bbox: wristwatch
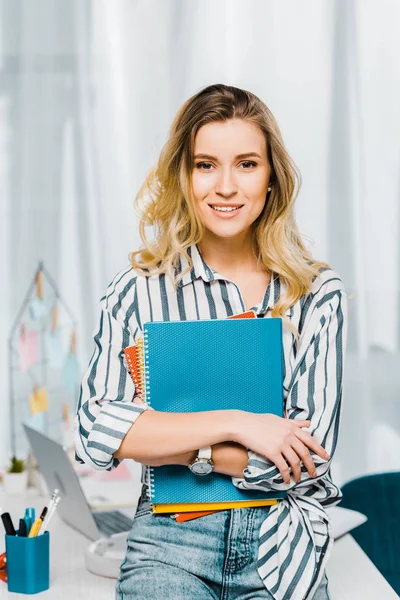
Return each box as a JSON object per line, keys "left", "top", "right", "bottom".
{"left": 188, "top": 446, "right": 214, "bottom": 476}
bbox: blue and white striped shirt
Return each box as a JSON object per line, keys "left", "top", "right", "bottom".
{"left": 74, "top": 242, "right": 348, "bottom": 600}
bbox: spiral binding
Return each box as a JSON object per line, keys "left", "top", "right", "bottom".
{"left": 142, "top": 326, "right": 155, "bottom": 501}
{"left": 123, "top": 335, "right": 153, "bottom": 500}
{"left": 137, "top": 336, "right": 145, "bottom": 396}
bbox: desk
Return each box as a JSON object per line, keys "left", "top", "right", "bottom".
{"left": 0, "top": 491, "right": 398, "bottom": 599}
{"left": 328, "top": 535, "right": 399, "bottom": 599}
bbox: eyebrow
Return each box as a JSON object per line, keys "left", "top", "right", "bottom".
{"left": 193, "top": 152, "right": 262, "bottom": 160}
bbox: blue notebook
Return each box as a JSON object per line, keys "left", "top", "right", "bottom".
{"left": 143, "top": 318, "right": 287, "bottom": 506}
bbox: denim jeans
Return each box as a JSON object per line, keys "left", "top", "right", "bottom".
{"left": 116, "top": 484, "right": 330, "bottom": 599}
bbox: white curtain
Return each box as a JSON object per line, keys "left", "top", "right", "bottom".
{"left": 1, "top": 0, "right": 399, "bottom": 482}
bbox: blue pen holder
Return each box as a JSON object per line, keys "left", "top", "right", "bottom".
{"left": 5, "top": 531, "right": 50, "bottom": 594}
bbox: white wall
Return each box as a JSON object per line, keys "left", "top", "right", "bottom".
{"left": 1, "top": 0, "right": 400, "bottom": 483}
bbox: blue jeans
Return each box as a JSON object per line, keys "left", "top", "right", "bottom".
{"left": 116, "top": 484, "right": 330, "bottom": 599}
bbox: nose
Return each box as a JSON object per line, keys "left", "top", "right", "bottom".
{"left": 215, "top": 167, "right": 238, "bottom": 196}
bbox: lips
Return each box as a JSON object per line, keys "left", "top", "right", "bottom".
{"left": 208, "top": 204, "right": 244, "bottom": 218}
{"left": 208, "top": 204, "right": 244, "bottom": 209}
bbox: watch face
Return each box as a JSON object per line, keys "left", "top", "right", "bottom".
{"left": 191, "top": 460, "right": 213, "bottom": 476}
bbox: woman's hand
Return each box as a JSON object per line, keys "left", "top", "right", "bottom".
{"left": 232, "top": 412, "right": 330, "bottom": 484}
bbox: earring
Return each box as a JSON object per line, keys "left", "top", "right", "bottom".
{"left": 268, "top": 186, "right": 272, "bottom": 192}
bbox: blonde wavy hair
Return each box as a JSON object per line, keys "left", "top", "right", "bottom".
{"left": 129, "top": 83, "right": 331, "bottom": 341}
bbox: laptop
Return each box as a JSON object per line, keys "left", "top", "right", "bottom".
{"left": 23, "top": 423, "right": 136, "bottom": 540}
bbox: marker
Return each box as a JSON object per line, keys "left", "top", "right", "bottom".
{"left": 28, "top": 517, "right": 41, "bottom": 537}
{"left": 1, "top": 512, "right": 16, "bottom": 536}
{"left": 24, "top": 507, "right": 35, "bottom": 533}
{"left": 18, "top": 518, "right": 27, "bottom": 537}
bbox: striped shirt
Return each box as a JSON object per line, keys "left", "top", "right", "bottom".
{"left": 74, "top": 242, "right": 348, "bottom": 600}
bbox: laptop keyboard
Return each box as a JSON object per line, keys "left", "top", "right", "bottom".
{"left": 93, "top": 511, "right": 133, "bottom": 536}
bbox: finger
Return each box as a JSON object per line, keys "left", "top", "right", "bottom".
{"left": 295, "top": 429, "right": 330, "bottom": 460}
{"left": 271, "top": 453, "right": 291, "bottom": 484}
{"left": 290, "top": 419, "right": 311, "bottom": 428}
{"left": 290, "top": 438, "right": 317, "bottom": 478}
{"left": 281, "top": 447, "right": 302, "bottom": 483}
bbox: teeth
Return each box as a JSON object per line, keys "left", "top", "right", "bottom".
{"left": 211, "top": 205, "right": 242, "bottom": 212}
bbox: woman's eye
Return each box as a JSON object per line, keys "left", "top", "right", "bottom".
{"left": 240, "top": 161, "right": 257, "bottom": 169}
{"left": 195, "top": 161, "right": 257, "bottom": 170}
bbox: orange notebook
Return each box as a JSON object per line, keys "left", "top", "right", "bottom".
{"left": 123, "top": 310, "right": 257, "bottom": 522}
{"left": 124, "top": 339, "right": 144, "bottom": 399}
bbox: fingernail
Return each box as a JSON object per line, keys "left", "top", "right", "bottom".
{"left": 312, "top": 471, "right": 317, "bottom": 477}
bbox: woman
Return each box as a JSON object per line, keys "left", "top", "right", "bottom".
{"left": 74, "top": 84, "right": 347, "bottom": 600}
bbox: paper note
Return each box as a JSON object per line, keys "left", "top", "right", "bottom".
{"left": 45, "top": 328, "right": 64, "bottom": 368}
{"left": 18, "top": 327, "right": 39, "bottom": 372}
{"left": 26, "top": 410, "right": 46, "bottom": 432}
{"left": 62, "top": 352, "right": 80, "bottom": 396}
{"left": 28, "top": 387, "right": 48, "bottom": 416}
{"left": 29, "top": 297, "right": 48, "bottom": 320}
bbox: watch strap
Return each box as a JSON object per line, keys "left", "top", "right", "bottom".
{"left": 197, "top": 446, "right": 212, "bottom": 461}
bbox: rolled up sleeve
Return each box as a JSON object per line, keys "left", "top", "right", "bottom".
{"left": 232, "top": 279, "right": 348, "bottom": 492}
{"left": 74, "top": 296, "right": 150, "bottom": 471}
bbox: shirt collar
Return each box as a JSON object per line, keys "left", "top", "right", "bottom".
{"left": 176, "top": 243, "right": 215, "bottom": 287}
{"left": 176, "top": 243, "right": 283, "bottom": 315}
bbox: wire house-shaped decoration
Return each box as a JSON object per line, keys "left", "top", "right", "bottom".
{"left": 8, "top": 261, "right": 80, "bottom": 458}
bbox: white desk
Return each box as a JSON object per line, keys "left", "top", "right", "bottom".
{"left": 328, "top": 535, "right": 399, "bottom": 599}
{"left": 0, "top": 491, "right": 398, "bottom": 600}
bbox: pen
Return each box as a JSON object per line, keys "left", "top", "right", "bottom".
{"left": 36, "top": 506, "right": 48, "bottom": 536}
{"left": 28, "top": 506, "right": 48, "bottom": 538}
{"left": 1, "top": 512, "right": 16, "bottom": 536}
{"left": 40, "top": 496, "right": 60, "bottom": 533}
{"left": 18, "top": 518, "right": 27, "bottom": 537}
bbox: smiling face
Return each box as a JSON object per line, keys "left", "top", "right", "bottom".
{"left": 191, "top": 119, "right": 271, "bottom": 245}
